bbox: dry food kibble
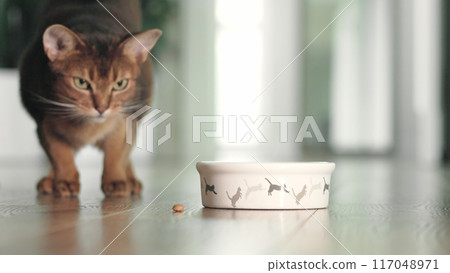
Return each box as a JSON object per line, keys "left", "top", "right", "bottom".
{"left": 172, "top": 204, "right": 184, "bottom": 212}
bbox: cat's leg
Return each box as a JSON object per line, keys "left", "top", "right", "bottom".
{"left": 126, "top": 160, "right": 142, "bottom": 195}
{"left": 99, "top": 123, "right": 137, "bottom": 197}
{"left": 38, "top": 126, "right": 80, "bottom": 197}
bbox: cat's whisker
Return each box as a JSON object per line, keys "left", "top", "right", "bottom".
{"left": 44, "top": 108, "right": 81, "bottom": 117}
{"left": 119, "top": 105, "right": 145, "bottom": 113}
{"left": 27, "top": 90, "right": 76, "bottom": 109}
{"left": 120, "top": 98, "right": 150, "bottom": 112}
{"left": 54, "top": 93, "right": 79, "bottom": 104}
{"left": 120, "top": 105, "right": 144, "bottom": 112}
{"left": 23, "top": 89, "right": 91, "bottom": 121}
{"left": 50, "top": 112, "right": 88, "bottom": 122}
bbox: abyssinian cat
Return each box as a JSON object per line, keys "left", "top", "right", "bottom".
{"left": 19, "top": 0, "right": 162, "bottom": 197}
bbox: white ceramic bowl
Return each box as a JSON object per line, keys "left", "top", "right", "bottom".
{"left": 196, "top": 161, "right": 335, "bottom": 210}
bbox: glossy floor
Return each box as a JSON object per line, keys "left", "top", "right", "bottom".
{"left": 0, "top": 157, "right": 449, "bottom": 254}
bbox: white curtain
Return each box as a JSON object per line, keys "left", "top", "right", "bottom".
{"left": 329, "top": 0, "right": 442, "bottom": 165}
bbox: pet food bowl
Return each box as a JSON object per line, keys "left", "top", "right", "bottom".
{"left": 196, "top": 161, "right": 335, "bottom": 210}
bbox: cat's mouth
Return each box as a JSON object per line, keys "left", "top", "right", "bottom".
{"left": 85, "top": 108, "right": 110, "bottom": 123}
{"left": 91, "top": 116, "right": 107, "bottom": 123}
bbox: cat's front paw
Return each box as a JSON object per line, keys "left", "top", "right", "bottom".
{"left": 102, "top": 181, "right": 130, "bottom": 197}
{"left": 129, "top": 178, "right": 142, "bottom": 195}
{"left": 102, "top": 179, "right": 142, "bottom": 197}
{"left": 37, "top": 177, "right": 53, "bottom": 195}
{"left": 37, "top": 177, "right": 80, "bottom": 197}
{"left": 53, "top": 180, "right": 80, "bottom": 197}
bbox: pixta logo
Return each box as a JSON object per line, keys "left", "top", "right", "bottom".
{"left": 192, "top": 115, "right": 325, "bottom": 143}
{"left": 126, "top": 106, "right": 172, "bottom": 152}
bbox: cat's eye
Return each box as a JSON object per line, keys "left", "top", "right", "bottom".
{"left": 73, "top": 77, "right": 90, "bottom": 90}
{"left": 112, "top": 79, "right": 129, "bottom": 91}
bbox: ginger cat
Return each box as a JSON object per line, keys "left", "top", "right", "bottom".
{"left": 20, "top": 0, "right": 162, "bottom": 197}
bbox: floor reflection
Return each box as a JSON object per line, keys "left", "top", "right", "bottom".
{"left": 199, "top": 208, "right": 333, "bottom": 254}
{"left": 32, "top": 196, "right": 142, "bottom": 254}
{"left": 99, "top": 197, "right": 142, "bottom": 254}
{"left": 36, "top": 196, "right": 80, "bottom": 254}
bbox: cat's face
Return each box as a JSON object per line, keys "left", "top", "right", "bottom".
{"left": 42, "top": 24, "right": 161, "bottom": 123}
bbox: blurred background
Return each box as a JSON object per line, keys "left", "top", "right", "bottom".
{"left": 0, "top": 0, "right": 448, "bottom": 167}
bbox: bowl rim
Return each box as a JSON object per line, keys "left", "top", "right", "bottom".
{"left": 196, "top": 161, "right": 335, "bottom": 174}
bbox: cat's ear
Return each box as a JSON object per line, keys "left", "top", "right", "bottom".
{"left": 120, "top": 29, "right": 162, "bottom": 64}
{"left": 43, "top": 24, "right": 85, "bottom": 62}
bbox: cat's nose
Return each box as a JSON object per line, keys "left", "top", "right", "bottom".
{"left": 96, "top": 106, "right": 107, "bottom": 114}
